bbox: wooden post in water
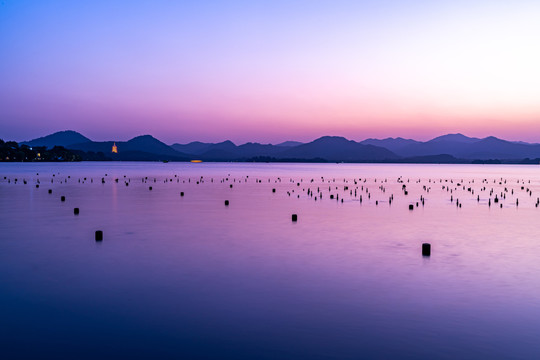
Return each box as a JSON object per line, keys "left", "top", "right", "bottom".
{"left": 422, "top": 243, "right": 431, "bottom": 256}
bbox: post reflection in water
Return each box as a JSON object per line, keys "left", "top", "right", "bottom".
{"left": 0, "top": 162, "right": 539, "bottom": 360}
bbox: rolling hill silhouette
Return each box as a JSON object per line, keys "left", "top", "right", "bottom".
{"left": 18, "top": 131, "right": 540, "bottom": 163}
{"left": 280, "top": 136, "right": 399, "bottom": 161}
{"left": 69, "top": 135, "right": 190, "bottom": 161}
{"left": 21, "top": 130, "right": 91, "bottom": 148}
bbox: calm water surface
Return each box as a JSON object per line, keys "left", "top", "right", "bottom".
{"left": 1, "top": 162, "right": 540, "bottom": 359}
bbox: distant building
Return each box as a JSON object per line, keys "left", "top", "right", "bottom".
{"left": 112, "top": 142, "right": 118, "bottom": 153}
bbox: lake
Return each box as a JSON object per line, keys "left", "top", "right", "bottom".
{"left": 1, "top": 162, "right": 540, "bottom": 359}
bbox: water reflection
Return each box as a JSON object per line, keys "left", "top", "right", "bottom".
{"left": 0, "top": 162, "right": 540, "bottom": 359}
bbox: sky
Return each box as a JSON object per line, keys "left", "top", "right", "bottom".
{"left": 1, "top": 0, "right": 540, "bottom": 144}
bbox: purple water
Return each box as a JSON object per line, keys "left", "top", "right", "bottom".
{"left": 1, "top": 162, "right": 540, "bottom": 359}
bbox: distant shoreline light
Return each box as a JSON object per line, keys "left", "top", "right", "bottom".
{"left": 190, "top": 160, "right": 203, "bottom": 163}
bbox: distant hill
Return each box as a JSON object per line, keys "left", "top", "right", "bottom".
{"left": 20, "top": 130, "right": 540, "bottom": 163}
{"left": 21, "top": 130, "right": 90, "bottom": 149}
{"left": 280, "top": 136, "right": 399, "bottom": 161}
{"left": 275, "top": 141, "right": 303, "bottom": 147}
{"left": 172, "top": 140, "right": 290, "bottom": 161}
{"left": 360, "top": 137, "right": 421, "bottom": 153}
{"left": 171, "top": 141, "right": 214, "bottom": 154}
{"left": 124, "top": 135, "right": 183, "bottom": 157}
{"left": 393, "top": 134, "right": 479, "bottom": 157}
{"left": 391, "top": 134, "right": 540, "bottom": 160}
{"left": 461, "top": 136, "right": 540, "bottom": 160}
{"left": 69, "top": 135, "right": 191, "bottom": 160}
{"left": 171, "top": 137, "right": 397, "bottom": 162}
{"left": 233, "top": 142, "right": 288, "bottom": 159}
{"left": 428, "top": 133, "right": 481, "bottom": 143}
{"left": 172, "top": 140, "right": 304, "bottom": 155}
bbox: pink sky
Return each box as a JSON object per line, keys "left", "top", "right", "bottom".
{"left": 1, "top": 1, "right": 539, "bottom": 144}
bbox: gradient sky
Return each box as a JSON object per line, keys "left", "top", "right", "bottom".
{"left": 1, "top": 0, "right": 540, "bottom": 144}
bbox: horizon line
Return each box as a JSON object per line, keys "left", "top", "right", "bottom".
{"left": 13, "top": 130, "right": 540, "bottom": 146}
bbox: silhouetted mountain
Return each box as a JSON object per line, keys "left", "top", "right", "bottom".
{"left": 512, "top": 141, "right": 536, "bottom": 145}
{"left": 170, "top": 141, "right": 213, "bottom": 154}
{"left": 20, "top": 130, "right": 540, "bottom": 163}
{"left": 397, "top": 134, "right": 484, "bottom": 158}
{"left": 172, "top": 137, "right": 397, "bottom": 161}
{"left": 428, "top": 133, "right": 480, "bottom": 143}
{"left": 361, "top": 134, "right": 482, "bottom": 156}
{"left": 279, "top": 136, "right": 399, "bottom": 161}
{"left": 361, "top": 137, "right": 421, "bottom": 152}
{"left": 203, "top": 142, "right": 286, "bottom": 161}
{"left": 168, "top": 133, "right": 540, "bottom": 162}
{"left": 125, "top": 135, "right": 182, "bottom": 157}
{"left": 69, "top": 135, "right": 190, "bottom": 160}
{"left": 21, "top": 130, "right": 90, "bottom": 149}
{"left": 275, "top": 141, "right": 303, "bottom": 147}
{"left": 236, "top": 142, "right": 289, "bottom": 157}
{"left": 463, "top": 137, "right": 540, "bottom": 160}
{"left": 393, "top": 135, "right": 540, "bottom": 160}
{"left": 68, "top": 141, "right": 115, "bottom": 154}
{"left": 203, "top": 140, "right": 237, "bottom": 152}
{"left": 194, "top": 141, "right": 237, "bottom": 160}
{"left": 172, "top": 140, "right": 304, "bottom": 159}
{"left": 398, "top": 142, "right": 456, "bottom": 157}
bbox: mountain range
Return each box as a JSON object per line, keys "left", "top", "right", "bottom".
{"left": 16, "top": 131, "right": 540, "bottom": 163}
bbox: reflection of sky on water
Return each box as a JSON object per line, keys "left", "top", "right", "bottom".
{"left": 1, "top": 162, "right": 540, "bottom": 359}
